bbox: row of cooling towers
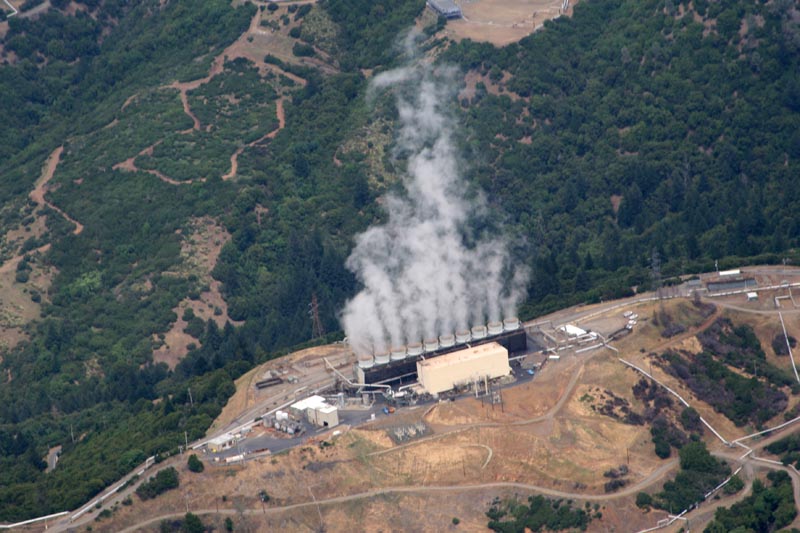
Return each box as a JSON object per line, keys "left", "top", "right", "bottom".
{"left": 356, "top": 317, "right": 522, "bottom": 369}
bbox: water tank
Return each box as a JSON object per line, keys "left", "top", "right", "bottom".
{"left": 357, "top": 354, "right": 375, "bottom": 369}
{"left": 455, "top": 329, "right": 471, "bottom": 344}
{"left": 407, "top": 342, "right": 423, "bottom": 357}
{"left": 487, "top": 321, "right": 503, "bottom": 336}
{"left": 390, "top": 346, "right": 407, "bottom": 361}
{"left": 374, "top": 351, "right": 390, "bottom": 365}
{"left": 471, "top": 325, "right": 488, "bottom": 340}
{"left": 439, "top": 333, "right": 455, "bottom": 348}
{"left": 423, "top": 338, "right": 439, "bottom": 352}
{"left": 503, "top": 317, "right": 520, "bottom": 331}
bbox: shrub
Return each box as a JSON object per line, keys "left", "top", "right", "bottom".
{"left": 182, "top": 512, "right": 204, "bottom": 533}
{"left": 636, "top": 492, "right": 652, "bottom": 508}
{"left": 136, "top": 467, "right": 179, "bottom": 500}
{"left": 723, "top": 474, "right": 744, "bottom": 494}
{"left": 292, "top": 43, "right": 315, "bottom": 57}
{"left": 187, "top": 454, "right": 204, "bottom": 473}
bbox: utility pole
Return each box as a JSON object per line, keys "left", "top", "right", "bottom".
{"left": 185, "top": 431, "right": 189, "bottom": 453}
{"left": 188, "top": 387, "right": 193, "bottom": 407}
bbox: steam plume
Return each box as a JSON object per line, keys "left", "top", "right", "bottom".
{"left": 341, "top": 51, "right": 529, "bottom": 357}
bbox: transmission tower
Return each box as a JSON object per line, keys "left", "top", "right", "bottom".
{"left": 651, "top": 248, "right": 663, "bottom": 301}
{"left": 309, "top": 293, "right": 324, "bottom": 339}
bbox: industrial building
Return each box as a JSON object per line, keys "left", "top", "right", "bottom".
{"left": 207, "top": 433, "right": 237, "bottom": 453}
{"left": 427, "top": 0, "right": 462, "bottom": 19}
{"left": 417, "top": 342, "right": 510, "bottom": 395}
{"left": 354, "top": 318, "right": 527, "bottom": 387}
{"left": 290, "top": 395, "right": 339, "bottom": 428}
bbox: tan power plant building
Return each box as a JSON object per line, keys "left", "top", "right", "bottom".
{"left": 416, "top": 342, "right": 510, "bottom": 395}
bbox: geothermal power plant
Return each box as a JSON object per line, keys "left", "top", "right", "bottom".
{"left": 354, "top": 317, "right": 527, "bottom": 387}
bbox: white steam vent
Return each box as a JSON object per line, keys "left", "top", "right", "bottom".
{"left": 341, "top": 34, "right": 529, "bottom": 358}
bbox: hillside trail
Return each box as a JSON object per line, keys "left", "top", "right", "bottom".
{"left": 0, "top": 146, "right": 77, "bottom": 273}
{"left": 646, "top": 305, "right": 722, "bottom": 355}
{"left": 112, "top": 141, "right": 203, "bottom": 185}
{"left": 167, "top": 6, "right": 305, "bottom": 134}
{"left": 222, "top": 97, "right": 286, "bottom": 180}
{"left": 30, "top": 146, "right": 84, "bottom": 235}
{"left": 114, "top": 461, "right": 681, "bottom": 533}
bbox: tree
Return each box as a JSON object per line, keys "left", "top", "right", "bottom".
{"left": 187, "top": 454, "right": 204, "bottom": 473}
{"left": 182, "top": 512, "right": 204, "bottom": 533}
{"left": 636, "top": 492, "right": 652, "bottom": 508}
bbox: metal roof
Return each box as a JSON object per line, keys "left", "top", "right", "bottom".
{"left": 428, "top": 0, "right": 461, "bottom": 14}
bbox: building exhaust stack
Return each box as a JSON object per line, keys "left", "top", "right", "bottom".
{"left": 487, "top": 321, "right": 503, "bottom": 336}
{"left": 423, "top": 338, "right": 440, "bottom": 352}
{"left": 390, "top": 346, "right": 407, "bottom": 361}
{"left": 407, "top": 342, "right": 423, "bottom": 357}
{"left": 455, "top": 329, "right": 471, "bottom": 344}
{"left": 439, "top": 333, "right": 455, "bottom": 348}
{"left": 471, "top": 325, "right": 488, "bottom": 340}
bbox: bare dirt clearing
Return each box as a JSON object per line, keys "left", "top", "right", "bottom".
{"left": 152, "top": 217, "right": 238, "bottom": 369}
{"left": 441, "top": 0, "right": 577, "bottom": 46}
{"left": 0, "top": 146, "right": 77, "bottom": 352}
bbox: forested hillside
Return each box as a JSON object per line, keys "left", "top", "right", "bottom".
{"left": 443, "top": 0, "right": 800, "bottom": 314}
{"left": 0, "top": 0, "right": 798, "bottom": 521}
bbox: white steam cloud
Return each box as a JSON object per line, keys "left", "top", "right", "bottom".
{"left": 341, "top": 51, "right": 529, "bottom": 357}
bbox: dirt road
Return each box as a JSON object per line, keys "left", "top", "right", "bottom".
{"left": 115, "top": 467, "right": 680, "bottom": 533}
{"left": 222, "top": 97, "right": 286, "bottom": 181}
{"left": 30, "top": 146, "right": 84, "bottom": 235}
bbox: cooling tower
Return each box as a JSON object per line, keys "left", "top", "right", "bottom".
{"left": 503, "top": 317, "right": 520, "bottom": 331}
{"left": 439, "top": 333, "right": 455, "bottom": 348}
{"left": 374, "top": 351, "right": 391, "bottom": 365}
{"left": 357, "top": 354, "right": 375, "bottom": 369}
{"left": 471, "top": 324, "right": 488, "bottom": 340}
{"left": 390, "top": 346, "right": 407, "bottom": 361}
{"left": 487, "top": 321, "right": 503, "bottom": 336}
{"left": 455, "top": 329, "right": 471, "bottom": 344}
{"left": 407, "top": 342, "right": 423, "bottom": 357}
{"left": 423, "top": 338, "right": 440, "bottom": 352}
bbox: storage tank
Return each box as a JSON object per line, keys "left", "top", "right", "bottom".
{"left": 487, "top": 321, "right": 503, "bottom": 336}
{"left": 357, "top": 354, "right": 375, "bottom": 369}
{"left": 406, "top": 342, "right": 423, "bottom": 357}
{"left": 503, "top": 317, "right": 521, "bottom": 331}
{"left": 471, "top": 324, "right": 488, "bottom": 340}
{"left": 439, "top": 333, "right": 455, "bottom": 348}
{"left": 423, "top": 338, "right": 439, "bottom": 352}
{"left": 390, "top": 346, "right": 407, "bottom": 361}
{"left": 374, "top": 351, "right": 390, "bottom": 365}
{"left": 455, "top": 329, "right": 471, "bottom": 344}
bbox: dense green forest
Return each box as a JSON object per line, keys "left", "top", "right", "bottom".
{"left": 704, "top": 470, "right": 797, "bottom": 532}
{"left": 0, "top": 0, "right": 799, "bottom": 521}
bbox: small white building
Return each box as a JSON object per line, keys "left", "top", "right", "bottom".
{"left": 207, "top": 433, "right": 236, "bottom": 453}
{"left": 559, "top": 324, "right": 587, "bottom": 337}
{"left": 747, "top": 291, "right": 758, "bottom": 301}
{"left": 291, "top": 395, "right": 339, "bottom": 428}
